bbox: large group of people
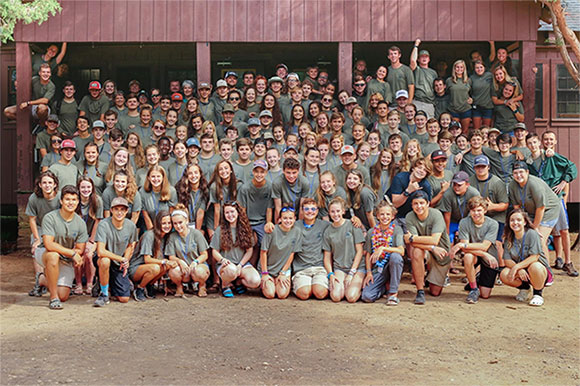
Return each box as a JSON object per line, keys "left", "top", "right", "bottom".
{"left": 6, "top": 41, "right": 577, "bottom": 310}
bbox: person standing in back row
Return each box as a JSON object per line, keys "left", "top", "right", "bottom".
{"left": 386, "top": 46, "right": 415, "bottom": 105}
{"left": 409, "top": 39, "right": 437, "bottom": 118}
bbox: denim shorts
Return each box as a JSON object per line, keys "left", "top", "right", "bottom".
{"left": 472, "top": 106, "right": 493, "bottom": 119}
{"left": 451, "top": 109, "right": 472, "bottom": 120}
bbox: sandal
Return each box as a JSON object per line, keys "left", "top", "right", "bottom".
{"left": 386, "top": 295, "right": 400, "bottom": 306}
{"left": 234, "top": 284, "right": 246, "bottom": 295}
{"left": 73, "top": 286, "right": 84, "bottom": 296}
{"left": 222, "top": 287, "right": 234, "bottom": 298}
{"left": 198, "top": 286, "right": 208, "bottom": 298}
{"left": 49, "top": 298, "right": 63, "bottom": 310}
{"left": 207, "top": 282, "right": 220, "bottom": 294}
{"left": 84, "top": 285, "right": 93, "bottom": 295}
{"left": 449, "top": 268, "right": 461, "bottom": 275}
{"left": 529, "top": 294, "right": 544, "bottom": 307}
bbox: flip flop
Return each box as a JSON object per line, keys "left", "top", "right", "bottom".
{"left": 198, "top": 286, "right": 208, "bottom": 297}
{"left": 386, "top": 295, "right": 400, "bottom": 306}
{"left": 49, "top": 298, "right": 63, "bottom": 310}
{"left": 222, "top": 287, "right": 234, "bottom": 298}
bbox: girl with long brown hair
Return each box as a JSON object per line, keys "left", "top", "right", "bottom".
{"left": 175, "top": 164, "right": 209, "bottom": 231}
{"left": 211, "top": 201, "right": 260, "bottom": 297}
{"left": 102, "top": 170, "right": 141, "bottom": 223}
{"left": 345, "top": 169, "right": 377, "bottom": 231}
{"left": 206, "top": 160, "right": 238, "bottom": 239}
{"left": 371, "top": 148, "right": 397, "bottom": 200}
{"left": 140, "top": 165, "right": 178, "bottom": 230}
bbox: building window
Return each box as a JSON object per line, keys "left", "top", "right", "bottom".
{"left": 535, "top": 63, "right": 543, "bottom": 118}
{"left": 556, "top": 64, "right": 579, "bottom": 118}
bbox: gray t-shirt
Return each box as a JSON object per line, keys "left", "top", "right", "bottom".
{"left": 293, "top": 220, "right": 330, "bottom": 273}
{"left": 494, "top": 104, "right": 524, "bottom": 134}
{"left": 165, "top": 229, "right": 209, "bottom": 265}
{"left": 427, "top": 170, "right": 453, "bottom": 209}
{"left": 364, "top": 223, "right": 404, "bottom": 272}
{"left": 445, "top": 77, "right": 472, "bottom": 114}
{"left": 183, "top": 189, "right": 208, "bottom": 226}
{"left": 469, "top": 174, "right": 508, "bottom": 223}
{"left": 167, "top": 160, "right": 188, "bottom": 186}
{"left": 130, "top": 230, "right": 165, "bottom": 270}
{"left": 95, "top": 217, "right": 138, "bottom": 263}
{"left": 405, "top": 208, "right": 451, "bottom": 265}
{"left": 322, "top": 220, "right": 365, "bottom": 271}
{"left": 48, "top": 161, "right": 80, "bottom": 191}
{"left": 101, "top": 186, "right": 142, "bottom": 216}
{"left": 232, "top": 162, "right": 254, "bottom": 185}
{"left": 318, "top": 186, "right": 347, "bottom": 219}
{"left": 457, "top": 216, "right": 499, "bottom": 261}
{"left": 198, "top": 154, "right": 222, "bottom": 182}
{"left": 470, "top": 71, "right": 494, "bottom": 109}
{"left": 332, "top": 165, "right": 371, "bottom": 191}
{"left": 118, "top": 114, "right": 141, "bottom": 137}
{"left": 346, "top": 186, "right": 377, "bottom": 230}
{"left": 261, "top": 225, "right": 302, "bottom": 276}
{"left": 41, "top": 210, "right": 89, "bottom": 263}
{"left": 31, "top": 76, "right": 55, "bottom": 102}
{"left": 508, "top": 175, "right": 561, "bottom": 223}
{"left": 79, "top": 196, "right": 104, "bottom": 235}
{"left": 41, "top": 152, "right": 61, "bottom": 170}
{"left": 57, "top": 99, "right": 79, "bottom": 136}
{"left": 387, "top": 65, "right": 415, "bottom": 95}
{"left": 210, "top": 226, "right": 250, "bottom": 266}
{"left": 138, "top": 186, "right": 178, "bottom": 221}
{"left": 503, "top": 229, "right": 549, "bottom": 268}
{"left": 238, "top": 181, "right": 273, "bottom": 226}
{"left": 440, "top": 186, "right": 480, "bottom": 223}
{"left": 272, "top": 174, "right": 310, "bottom": 210}
{"left": 78, "top": 94, "right": 109, "bottom": 124}
{"left": 25, "top": 192, "right": 61, "bottom": 228}
{"left": 413, "top": 66, "right": 437, "bottom": 104}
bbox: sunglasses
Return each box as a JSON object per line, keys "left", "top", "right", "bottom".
{"left": 280, "top": 206, "right": 296, "bottom": 213}
{"left": 354, "top": 83, "right": 365, "bottom": 87}
{"left": 322, "top": 98, "right": 332, "bottom": 102}
{"left": 229, "top": 97, "right": 240, "bottom": 101}
{"left": 151, "top": 94, "right": 161, "bottom": 98}
{"left": 153, "top": 125, "right": 165, "bottom": 129}
{"left": 224, "top": 200, "right": 238, "bottom": 206}
{"left": 51, "top": 139, "right": 62, "bottom": 143}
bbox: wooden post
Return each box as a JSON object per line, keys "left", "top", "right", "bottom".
{"left": 16, "top": 42, "right": 32, "bottom": 208}
{"left": 338, "top": 42, "right": 353, "bottom": 94}
{"left": 520, "top": 40, "right": 536, "bottom": 132}
{"left": 196, "top": 42, "right": 212, "bottom": 86}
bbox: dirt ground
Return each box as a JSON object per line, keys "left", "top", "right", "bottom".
{"left": 1, "top": 226, "right": 579, "bottom": 385}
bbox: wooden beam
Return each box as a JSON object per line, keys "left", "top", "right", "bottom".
{"left": 15, "top": 42, "right": 32, "bottom": 208}
{"left": 338, "top": 42, "right": 353, "bottom": 94}
{"left": 520, "top": 40, "right": 536, "bottom": 132}
{"left": 196, "top": 42, "right": 212, "bottom": 86}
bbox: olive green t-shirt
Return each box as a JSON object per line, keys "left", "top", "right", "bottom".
{"left": 413, "top": 66, "right": 437, "bottom": 104}
{"left": 470, "top": 72, "right": 494, "bottom": 109}
{"left": 165, "top": 229, "right": 209, "bottom": 265}
{"left": 322, "top": 220, "right": 365, "bottom": 271}
{"left": 95, "top": 217, "right": 138, "bottom": 263}
{"left": 440, "top": 186, "right": 481, "bottom": 223}
{"left": 427, "top": 170, "right": 453, "bottom": 209}
{"left": 468, "top": 174, "right": 508, "bottom": 223}
{"left": 25, "top": 192, "right": 61, "bottom": 228}
{"left": 387, "top": 65, "right": 415, "bottom": 95}
{"left": 41, "top": 210, "right": 89, "bottom": 263}
{"left": 508, "top": 175, "right": 560, "bottom": 223}
{"left": 48, "top": 161, "right": 80, "bottom": 191}
{"left": 293, "top": 220, "right": 330, "bottom": 273}
{"left": 405, "top": 208, "right": 451, "bottom": 265}
{"left": 445, "top": 77, "right": 472, "bottom": 113}
{"left": 457, "top": 216, "right": 499, "bottom": 260}
{"left": 261, "top": 225, "right": 302, "bottom": 276}
{"left": 31, "top": 76, "right": 55, "bottom": 102}
{"left": 57, "top": 99, "right": 80, "bottom": 136}
{"left": 238, "top": 180, "right": 273, "bottom": 226}
{"left": 503, "top": 229, "right": 549, "bottom": 268}
{"left": 78, "top": 94, "right": 109, "bottom": 124}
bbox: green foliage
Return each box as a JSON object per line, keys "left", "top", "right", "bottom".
{"left": 0, "top": 0, "right": 61, "bottom": 44}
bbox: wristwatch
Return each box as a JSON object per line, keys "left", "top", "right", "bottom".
{"left": 403, "top": 189, "right": 411, "bottom": 197}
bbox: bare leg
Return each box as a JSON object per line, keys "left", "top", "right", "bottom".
{"left": 345, "top": 272, "right": 365, "bottom": 303}
{"left": 3, "top": 105, "right": 17, "bottom": 120}
{"left": 411, "top": 247, "right": 426, "bottom": 291}
{"left": 42, "top": 252, "right": 61, "bottom": 300}
{"left": 261, "top": 275, "right": 275, "bottom": 299}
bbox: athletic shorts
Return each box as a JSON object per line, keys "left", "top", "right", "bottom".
{"left": 251, "top": 223, "right": 266, "bottom": 246}
{"left": 425, "top": 252, "right": 450, "bottom": 287}
{"left": 292, "top": 266, "right": 329, "bottom": 293}
{"left": 552, "top": 200, "right": 569, "bottom": 235}
{"left": 34, "top": 247, "right": 74, "bottom": 288}
{"left": 217, "top": 261, "right": 252, "bottom": 277}
{"left": 450, "top": 109, "right": 472, "bottom": 120}
{"left": 496, "top": 222, "right": 505, "bottom": 242}
{"left": 475, "top": 258, "right": 499, "bottom": 288}
{"left": 539, "top": 216, "right": 558, "bottom": 229}
{"left": 31, "top": 104, "right": 50, "bottom": 119}
{"left": 471, "top": 107, "right": 493, "bottom": 119}
{"left": 109, "top": 264, "right": 131, "bottom": 297}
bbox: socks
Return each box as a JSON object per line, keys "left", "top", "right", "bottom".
{"left": 533, "top": 288, "right": 543, "bottom": 297}
{"left": 517, "top": 282, "right": 531, "bottom": 290}
{"left": 100, "top": 284, "right": 109, "bottom": 296}
{"left": 469, "top": 282, "right": 477, "bottom": 290}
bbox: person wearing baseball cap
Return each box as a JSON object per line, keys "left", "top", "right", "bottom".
{"left": 388, "top": 157, "right": 432, "bottom": 219}
{"left": 409, "top": 39, "right": 437, "bottom": 118}
{"left": 468, "top": 154, "right": 509, "bottom": 257}
{"left": 214, "top": 80, "right": 230, "bottom": 119}
{"left": 428, "top": 150, "right": 453, "bottom": 209}
{"left": 36, "top": 114, "right": 62, "bottom": 159}
{"left": 171, "top": 92, "right": 184, "bottom": 110}
{"left": 440, "top": 170, "right": 480, "bottom": 244}
{"left": 225, "top": 71, "right": 238, "bottom": 89}
{"left": 508, "top": 160, "right": 575, "bottom": 277}
{"left": 94, "top": 195, "right": 139, "bottom": 307}
{"left": 512, "top": 123, "right": 531, "bottom": 159}
{"left": 246, "top": 117, "right": 262, "bottom": 140}
{"left": 195, "top": 81, "right": 215, "bottom": 123}
{"left": 79, "top": 80, "right": 109, "bottom": 123}
{"left": 268, "top": 76, "right": 284, "bottom": 98}
{"left": 48, "top": 139, "right": 79, "bottom": 190}
{"left": 332, "top": 145, "right": 371, "bottom": 191}
{"left": 237, "top": 158, "right": 273, "bottom": 251}
{"left": 394, "top": 89, "right": 410, "bottom": 115}
{"left": 276, "top": 63, "right": 289, "bottom": 79}
{"left": 403, "top": 186, "right": 452, "bottom": 305}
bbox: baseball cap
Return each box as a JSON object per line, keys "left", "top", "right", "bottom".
{"left": 431, "top": 150, "right": 447, "bottom": 161}
{"left": 259, "top": 110, "right": 273, "bottom": 118}
{"left": 222, "top": 104, "right": 235, "bottom": 114}
{"left": 47, "top": 114, "right": 60, "bottom": 123}
{"left": 345, "top": 96, "right": 358, "bottom": 105}
{"left": 473, "top": 155, "right": 490, "bottom": 167}
{"left": 449, "top": 121, "right": 462, "bottom": 130}
{"left": 225, "top": 71, "right": 238, "bottom": 78}
{"left": 247, "top": 117, "right": 260, "bottom": 126}
{"left": 110, "top": 197, "right": 130, "bottom": 208}
{"left": 60, "top": 139, "right": 76, "bottom": 150}
{"left": 137, "top": 90, "right": 148, "bottom": 98}
{"left": 419, "top": 49, "right": 430, "bottom": 57}
{"left": 198, "top": 82, "right": 211, "bottom": 89}
{"left": 488, "top": 127, "right": 501, "bottom": 135}
{"left": 263, "top": 132, "right": 274, "bottom": 140}
{"left": 253, "top": 159, "right": 268, "bottom": 170}
{"left": 92, "top": 120, "right": 105, "bottom": 129}
{"left": 284, "top": 145, "right": 298, "bottom": 154}
{"left": 395, "top": 90, "right": 409, "bottom": 99}
{"left": 88, "top": 81, "right": 101, "bottom": 90}
{"left": 287, "top": 73, "right": 300, "bottom": 81}
{"left": 171, "top": 93, "right": 183, "bottom": 102}
{"left": 254, "top": 137, "right": 266, "bottom": 146}
{"left": 268, "top": 76, "right": 284, "bottom": 85}
{"left": 276, "top": 63, "right": 288, "bottom": 71}
{"left": 452, "top": 171, "right": 470, "bottom": 184}
{"left": 186, "top": 137, "right": 200, "bottom": 148}
{"left": 216, "top": 79, "right": 228, "bottom": 88}
{"left": 341, "top": 145, "right": 355, "bottom": 155}
{"left": 415, "top": 110, "right": 427, "bottom": 118}
{"left": 514, "top": 122, "right": 527, "bottom": 131}
{"left": 513, "top": 161, "right": 529, "bottom": 171}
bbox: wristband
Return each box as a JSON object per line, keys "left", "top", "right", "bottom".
{"left": 430, "top": 245, "right": 435, "bottom": 251}
{"left": 281, "top": 269, "right": 291, "bottom": 276}
{"left": 403, "top": 189, "right": 411, "bottom": 197}
{"left": 463, "top": 243, "right": 468, "bottom": 249}
{"left": 193, "top": 258, "right": 199, "bottom": 264}
{"left": 161, "top": 260, "right": 167, "bottom": 266}
{"left": 261, "top": 271, "right": 269, "bottom": 275}
{"left": 348, "top": 269, "right": 356, "bottom": 276}
{"left": 327, "top": 272, "right": 334, "bottom": 279}
{"left": 409, "top": 234, "right": 414, "bottom": 243}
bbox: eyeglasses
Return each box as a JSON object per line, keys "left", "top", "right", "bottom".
{"left": 153, "top": 125, "right": 165, "bottom": 129}
{"left": 280, "top": 206, "right": 296, "bottom": 213}
{"left": 302, "top": 207, "right": 318, "bottom": 212}
{"left": 319, "top": 76, "right": 328, "bottom": 80}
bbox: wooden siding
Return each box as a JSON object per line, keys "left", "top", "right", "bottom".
{"left": 15, "top": 0, "right": 540, "bottom": 43}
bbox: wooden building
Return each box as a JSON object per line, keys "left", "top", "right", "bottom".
{"left": 1, "top": 0, "right": 578, "bottom": 211}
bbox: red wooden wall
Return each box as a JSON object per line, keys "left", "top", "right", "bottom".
{"left": 15, "top": 0, "right": 540, "bottom": 43}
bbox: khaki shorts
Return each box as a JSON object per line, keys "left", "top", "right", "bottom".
{"left": 426, "top": 252, "right": 450, "bottom": 287}
{"left": 34, "top": 247, "right": 75, "bottom": 288}
{"left": 292, "top": 266, "right": 329, "bottom": 293}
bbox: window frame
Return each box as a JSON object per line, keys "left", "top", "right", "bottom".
{"left": 550, "top": 61, "right": 580, "bottom": 123}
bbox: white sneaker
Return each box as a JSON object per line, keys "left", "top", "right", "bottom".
{"left": 515, "top": 289, "right": 530, "bottom": 302}
{"left": 529, "top": 294, "right": 544, "bottom": 307}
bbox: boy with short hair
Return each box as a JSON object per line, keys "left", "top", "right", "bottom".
{"left": 232, "top": 137, "right": 254, "bottom": 184}
{"left": 272, "top": 158, "right": 310, "bottom": 221}
{"left": 197, "top": 133, "right": 221, "bottom": 181}
{"left": 49, "top": 139, "right": 81, "bottom": 190}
